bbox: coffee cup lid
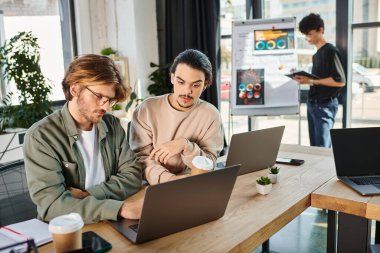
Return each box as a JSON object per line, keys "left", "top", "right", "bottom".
{"left": 192, "top": 156, "right": 213, "bottom": 170}
{"left": 49, "top": 213, "right": 84, "bottom": 234}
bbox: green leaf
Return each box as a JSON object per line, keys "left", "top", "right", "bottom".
{"left": 125, "top": 101, "right": 133, "bottom": 112}
{"left": 0, "top": 31, "right": 52, "bottom": 131}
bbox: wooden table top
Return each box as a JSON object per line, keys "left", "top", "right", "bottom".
{"left": 311, "top": 176, "right": 380, "bottom": 221}
{"left": 40, "top": 144, "right": 336, "bottom": 253}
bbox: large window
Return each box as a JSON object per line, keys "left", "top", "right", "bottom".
{"left": 220, "top": 0, "right": 338, "bottom": 145}
{"left": 220, "top": 0, "right": 247, "bottom": 141}
{"left": 261, "top": 0, "right": 339, "bottom": 145}
{"left": 0, "top": 0, "right": 74, "bottom": 103}
{"left": 350, "top": 1, "right": 380, "bottom": 128}
{"left": 353, "top": 0, "right": 380, "bottom": 23}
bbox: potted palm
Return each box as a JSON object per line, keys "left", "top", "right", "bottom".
{"left": 0, "top": 31, "right": 52, "bottom": 163}
{"left": 256, "top": 176, "right": 272, "bottom": 195}
{"left": 267, "top": 166, "right": 280, "bottom": 184}
{"left": 0, "top": 31, "right": 52, "bottom": 133}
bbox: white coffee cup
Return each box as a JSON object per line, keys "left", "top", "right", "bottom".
{"left": 49, "top": 213, "right": 84, "bottom": 253}
{"left": 191, "top": 156, "right": 214, "bottom": 175}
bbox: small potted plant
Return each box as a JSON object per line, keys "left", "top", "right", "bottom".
{"left": 256, "top": 176, "right": 272, "bottom": 195}
{"left": 267, "top": 166, "right": 280, "bottom": 184}
{"left": 100, "top": 47, "right": 117, "bottom": 57}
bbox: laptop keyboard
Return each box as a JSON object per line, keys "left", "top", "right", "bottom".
{"left": 351, "top": 177, "right": 380, "bottom": 185}
{"left": 129, "top": 223, "right": 139, "bottom": 232}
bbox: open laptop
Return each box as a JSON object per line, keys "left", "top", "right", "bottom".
{"left": 109, "top": 165, "right": 240, "bottom": 244}
{"left": 331, "top": 127, "right": 380, "bottom": 195}
{"left": 218, "top": 126, "right": 284, "bottom": 175}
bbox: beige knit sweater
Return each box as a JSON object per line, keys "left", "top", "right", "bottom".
{"left": 130, "top": 94, "right": 224, "bottom": 185}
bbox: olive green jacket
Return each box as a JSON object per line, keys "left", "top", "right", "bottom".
{"left": 23, "top": 103, "right": 142, "bottom": 223}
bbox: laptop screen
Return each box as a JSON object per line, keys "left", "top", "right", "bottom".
{"left": 331, "top": 127, "right": 380, "bottom": 177}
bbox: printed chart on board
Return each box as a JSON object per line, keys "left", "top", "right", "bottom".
{"left": 231, "top": 17, "right": 300, "bottom": 116}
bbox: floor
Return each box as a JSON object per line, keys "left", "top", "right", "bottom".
{"left": 252, "top": 207, "right": 328, "bottom": 253}
{"left": 251, "top": 207, "right": 378, "bottom": 253}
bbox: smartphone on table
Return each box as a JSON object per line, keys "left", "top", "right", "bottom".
{"left": 276, "top": 158, "right": 305, "bottom": 166}
{"left": 82, "top": 231, "right": 112, "bottom": 253}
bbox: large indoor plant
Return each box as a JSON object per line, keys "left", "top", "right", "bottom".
{"left": 0, "top": 31, "right": 52, "bottom": 132}
{"left": 147, "top": 62, "right": 171, "bottom": 96}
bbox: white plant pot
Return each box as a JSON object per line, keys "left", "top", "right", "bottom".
{"left": 267, "top": 173, "right": 279, "bottom": 184}
{"left": 256, "top": 183, "right": 272, "bottom": 195}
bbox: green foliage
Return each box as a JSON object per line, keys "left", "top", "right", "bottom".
{"left": 125, "top": 82, "right": 143, "bottom": 113}
{"left": 147, "top": 62, "right": 171, "bottom": 96}
{"left": 100, "top": 47, "right": 117, "bottom": 56}
{"left": 269, "top": 166, "right": 280, "bottom": 174}
{"left": 112, "top": 103, "right": 122, "bottom": 110}
{"left": 0, "top": 31, "right": 52, "bottom": 131}
{"left": 256, "top": 176, "right": 272, "bottom": 185}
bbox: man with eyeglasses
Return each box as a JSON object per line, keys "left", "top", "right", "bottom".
{"left": 294, "top": 13, "right": 345, "bottom": 148}
{"left": 23, "top": 54, "right": 143, "bottom": 224}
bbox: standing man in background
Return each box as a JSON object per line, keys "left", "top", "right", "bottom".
{"left": 294, "top": 13, "right": 345, "bottom": 147}
{"left": 130, "top": 49, "right": 224, "bottom": 185}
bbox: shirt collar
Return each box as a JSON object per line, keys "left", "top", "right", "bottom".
{"left": 61, "top": 102, "right": 108, "bottom": 146}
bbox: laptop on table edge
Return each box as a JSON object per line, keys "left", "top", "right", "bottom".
{"left": 109, "top": 164, "right": 240, "bottom": 244}
{"left": 220, "top": 126, "right": 285, "bottom": 175}
{"left": 331, "top": 127, "right": 380, "bottom": 196}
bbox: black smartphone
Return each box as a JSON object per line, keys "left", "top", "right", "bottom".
{"left": 276, "top": 158, "right": 305, "bottom": 166}
{"left": 82, "top": 231, "right": 112, "bottom": 253}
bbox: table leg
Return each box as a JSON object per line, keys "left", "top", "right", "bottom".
{"left": 261, "top": 240, "right": 270, "bottom": 253}
{"left": 375, "top": 221, "right": 380, "bottom": 244}
{"left": 337, "top": 212, "right": 371, "bottom": 253}
{"left": 327, "top": 210, "right": 337, "bottom": 253}
{"left": 261, "top": 239, "right": 279, "bottom": 253}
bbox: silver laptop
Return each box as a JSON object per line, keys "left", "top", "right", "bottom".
{"left": 331, "top": 127, "right": 380, "bottom": 195}
{"left": 109, "top": 165, "right": 240, "bottom": 244}
{"left": 219, "top": 126, "right": 284, "bottom": 175}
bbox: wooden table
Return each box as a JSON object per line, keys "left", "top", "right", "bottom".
{"left": 311, "top": 177, "right": 380, "bottom": 253}
{"left": 40, "top": 144, "right": 336, "bottom": 253}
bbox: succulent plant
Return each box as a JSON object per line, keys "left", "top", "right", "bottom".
{"left": 256, "top": 176, "right": 272, "bottom": 185}
{"left": 269, "top": 166, "right": 280, "bottom": 174}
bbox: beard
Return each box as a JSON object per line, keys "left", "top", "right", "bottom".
{"left": 76, "top": 94, "right": 106, "bottom": 125}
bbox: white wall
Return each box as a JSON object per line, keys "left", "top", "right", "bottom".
{"left": 74, "top": 0, "right": 159, "bottom": 98}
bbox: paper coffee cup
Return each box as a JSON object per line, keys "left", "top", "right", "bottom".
{"left": 49, "top": 213, "right": 84, "bottom": 253}
{"left": 191, "top": 156, "right": 213, "bottom": 175}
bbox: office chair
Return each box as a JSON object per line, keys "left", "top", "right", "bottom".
{"left": 0, "top": 131, "right": 37, "bottom": 226}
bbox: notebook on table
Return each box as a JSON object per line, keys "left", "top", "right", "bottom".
{"left": 331, "top": 127, "right": 380, "bottom": 195}
{"left": 109, "top": 164, "right": 240, "bottom": 244}
{"left": 218, "top": 126, "right": 285, "bottom": 175}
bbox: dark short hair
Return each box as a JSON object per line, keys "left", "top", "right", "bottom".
{"left": 170, "top": 49, "right": 213, "bottom": 88}
{"left": 299, "top": 13, "right": 324, "bottom": 34}
{"left": 62, "top": 54, "right": 129, "bottom": 101}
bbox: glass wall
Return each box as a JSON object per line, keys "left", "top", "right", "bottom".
{"left": 220, "top": 0, "right": 248, "bottom": 141}
{"left": 262, "top": 0, "right": 339, "bottom": 145}
{"left": 0, "top": 0, "right": 69, "bottom": 103}
{"left": 220, "top": 0, "right": 337, "bottom": 145}
{"left": 221, "top": 0, "right": 380, "bottom": 144}
{"left": 353, "top": 0, "right": 380, "bottom": 23}
{"left": 350, "top": 1, "right": 380, "bottom": 128}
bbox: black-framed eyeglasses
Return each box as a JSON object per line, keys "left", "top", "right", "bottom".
{"left": 85, "top": 87, "right": 117, "bottom": 107}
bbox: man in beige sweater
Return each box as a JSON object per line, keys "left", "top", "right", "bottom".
{"left": 130, "top": 49, "right": 224, "bottom": 185}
